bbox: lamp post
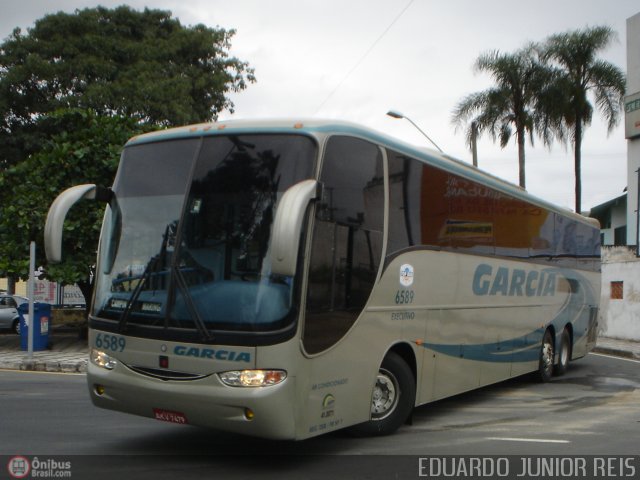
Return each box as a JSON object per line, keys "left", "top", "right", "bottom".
{"left": 386, "top": 110, "right": 444, "bottom": 153}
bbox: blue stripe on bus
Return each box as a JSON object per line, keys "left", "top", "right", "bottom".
{"left": 420, "top": 328, "right": 545, "bottom": 363}
{"left": 418, "top": 267, "right": 597, "bottom": 364}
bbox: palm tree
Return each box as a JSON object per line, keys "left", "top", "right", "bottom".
{"left": 452, "top": 46, "right": 545, "bottom": 189}
{"left": 539, "top": 26, "right": 625, "bottom": 214}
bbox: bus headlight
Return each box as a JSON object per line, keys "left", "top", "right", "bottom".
{"left": 90, "top": 348, "right": 117, "bottom": 370}
{"left": 219, "top": 369, "right": 287, "bottom": 387}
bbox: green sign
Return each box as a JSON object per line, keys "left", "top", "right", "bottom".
{"left": 626, "top": 91, "right": 640, "bottom": 140}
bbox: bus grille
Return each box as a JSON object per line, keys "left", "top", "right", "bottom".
{"left": 126, "top": 364, "right": 211, "bottom": 381}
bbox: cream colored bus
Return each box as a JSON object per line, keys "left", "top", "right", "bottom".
{"left": 45, "top": 119, "right": 600, "bottom": 440}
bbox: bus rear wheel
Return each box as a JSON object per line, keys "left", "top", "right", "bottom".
{"left": 350, "top": 351, "right": 415, "bottom": 436}
{"left": 537, "top": 329, "right": 554, "bottom": 383}
{"left": 554, "top": 327, "right": 571, "bottom": 376}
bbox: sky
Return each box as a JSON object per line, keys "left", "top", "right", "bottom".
{"left": 2, "top": 0, "right": 639, "bottom": 212}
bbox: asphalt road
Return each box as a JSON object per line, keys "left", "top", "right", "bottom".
{"left": 1, "top": 353, "right": 639, "bottom": 479}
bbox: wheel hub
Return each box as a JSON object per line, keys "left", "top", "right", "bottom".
{"left": 371, "top": 370, "right": 398, "bottom": 419}
{"left": 542, "top": 342, "right": 553, "bottom": 371}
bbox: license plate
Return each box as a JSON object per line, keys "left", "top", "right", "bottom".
{"left": 153, "top": 408, "right": 188, "bottom": 425}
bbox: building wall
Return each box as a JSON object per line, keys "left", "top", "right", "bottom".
{"left": 626, "top": 13, "right": 640, "bottom": 245}
{"left": 612, "top": 201, "right": 627, "bottom": 229}
{"left": 0, "top": 278, "right": 27, "bottom": 296}
{"left": 601, "top": 227, "right": 614, "bottom": 246}
{"left": 627, "top": 141, "right": 640, "bottom": 245}
{"left": 600, "top": 248, "right": 640, "bottom": 341}
{"left": 607, "top": 201, "right": 628, "bottom": 245}
{"left": 600, "top": 13, "right": 640, "bottom": 342}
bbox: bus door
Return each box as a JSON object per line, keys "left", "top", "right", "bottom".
{"left": 299, "top": 135, "right": 386, "bottom": 435}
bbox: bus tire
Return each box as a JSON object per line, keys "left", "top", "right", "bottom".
{"left": 350, "top": 351, "right": 415, "bottom": 436}
{"left": 554, "top": 327, "right": 571, "bottom": 376}
{"left": 537, "top": 329, "right": 554, "bottom": 383}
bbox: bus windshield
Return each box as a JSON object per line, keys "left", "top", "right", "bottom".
{"left": 92, "top": 134, "right": 316, "bottom": 342}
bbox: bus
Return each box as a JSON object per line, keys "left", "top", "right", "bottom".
{"left": 44, "top": 119, "right": 600, "bottom": 440}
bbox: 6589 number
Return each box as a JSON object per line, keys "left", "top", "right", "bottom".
{"left": 395, "top": 290, "right": 415, "bottom": 304}
{"left": 95, "top": 332, "right": 126, "bottom": 352}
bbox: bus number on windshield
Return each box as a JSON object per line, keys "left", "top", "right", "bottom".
{"left": 395, "top": 290, "right": 414, "bottom": 305}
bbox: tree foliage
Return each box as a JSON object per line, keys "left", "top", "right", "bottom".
{"left": 0, "top": 6, "right": 255, "bottom": 298}
{"left": 0, "top": 5, "right": 255, "bottom": 168}
{"left": 452, "top": 26, "right": 625, "bottom": 212}
{"left": 538, "top": 26, "right": 625, "bottom": 213}
{"left": 452, "top": 46, "right": 546, "bottom": 188}
{"left": 0, "top": 109, "right": 145, "bottom": 301}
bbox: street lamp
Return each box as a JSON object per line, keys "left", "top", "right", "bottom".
{"left": 386, "top": 110, "right": 444, "bottom": 153}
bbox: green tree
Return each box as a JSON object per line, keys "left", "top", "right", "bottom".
{"left": 0, "top": 109, "right": 145, "bottom": 303}
{"left": 0, "top": 6, "right": 254, "bottom": 299}
{"left": 452, "top": 46, "right": 546, "bottom": 189}
{"left": 539, "top": 26, "right": 625, "bottom": 213}
{"left": 0, "top": 5, "right": 254, "bottom": 169}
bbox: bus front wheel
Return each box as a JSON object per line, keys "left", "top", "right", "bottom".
{"left": 350, "top": 351, "right": 415, "bottom": 436}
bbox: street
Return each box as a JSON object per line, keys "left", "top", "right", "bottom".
{"left": 1, "top": 353, "right": 639, "bottom": 478}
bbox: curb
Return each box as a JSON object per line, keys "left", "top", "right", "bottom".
{"left": 593, "top": 346, "right": 640, "bottom": 360}
{"left": 21, "top": 360, "right": 87, "bottom": 373}
{"left": 0, "top": 359, "right": 87, "bottom": 373}
{"left": 0, "top": 361, "right": 23, "bottom": 371}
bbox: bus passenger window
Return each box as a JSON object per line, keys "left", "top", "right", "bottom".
{"left": 387, "top": 151, "right": 423, "bottom": 256}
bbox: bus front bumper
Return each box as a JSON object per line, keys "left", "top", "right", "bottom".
{"left": 87, "top": 361, "right": 298, "bottom": 440}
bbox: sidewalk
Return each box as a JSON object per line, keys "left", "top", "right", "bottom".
{"left": 0, "top": 329, "right": 88, "bottom": 373}
{"left": 593, "top": 336, "right": 640, "bottom": 360}
{"left": 0, "top": 331, "right": 638, "bottom": 374}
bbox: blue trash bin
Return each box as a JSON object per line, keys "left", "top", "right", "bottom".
{"left": 19, "top": 303, "right": 51, "bottom": 351}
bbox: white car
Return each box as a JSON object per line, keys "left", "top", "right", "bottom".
{"left": 0, "top": 295, "right": 29, "bottom": 334}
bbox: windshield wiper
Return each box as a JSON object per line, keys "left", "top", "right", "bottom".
{"left": 172, "top": 267, "right": 213, "bottom": 341}
{"left": 117, "top": 221, "right": 173, "bottom": 332}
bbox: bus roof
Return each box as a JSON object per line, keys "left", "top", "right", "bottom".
{"left": 125, "top": 118, "right": 598, "bottom": 228}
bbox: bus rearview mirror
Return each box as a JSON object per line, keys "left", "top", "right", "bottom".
{"left": 44, "top": 184, "right": 112, "bottom": 263}
{"left": 270, "top": 179, "right": 319, "bottom": 277}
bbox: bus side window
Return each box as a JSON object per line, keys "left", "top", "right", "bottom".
{"left": 554, "top": 215, "right": 578, "bottom": 268}
{"left": 303, "top": 136, "right": 383, "bottom": 355}
{"left": 386, "top": 151, "right": 421, "bottom": 256}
